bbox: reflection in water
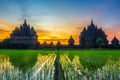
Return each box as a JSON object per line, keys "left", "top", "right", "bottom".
{"left": 0, "top": 54, "right": 56, "bottom": 80}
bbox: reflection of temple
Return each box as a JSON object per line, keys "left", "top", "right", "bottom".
{"left": 79, "top": 20, "right": 108, "bottom": 48}
{"left": 10, "top": 20, "right": 38, "bottom": 45}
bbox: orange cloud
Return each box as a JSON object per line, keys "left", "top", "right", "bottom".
{"left": 36, "top": 29, "right": 51, "bottom": 39}
{"left": 36, "top": 30, "right": 70, "bottom": 45}
{"left": 35, "top": 18, "right": 89, "bottom": 44}
{"left": 104, "top": 23, "right": 120, "bottom": 43}
{"left": 67, "top": 20, "right": 89, "bottom": 44}
{"left": 0, "top": 19, "right": 16, "bottom": 31}
{"left": 0, "top": 19, "right": 17, "bottom": 41}
{"left": 1, "top": 18, "right": 119, "bottom": 45}
{"left": 0, "top": 29, "right": 10, "bottom": 41}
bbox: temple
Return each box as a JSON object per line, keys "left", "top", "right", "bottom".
{"left": 79, "top": 20, "right": 108, "bottom": 48}
{"left": 68, "top": 35, "right": 74, "bottom": 47}
{"left": 111, "top": 36, "right": 119, "bottom": 48}
{"left": 10, "top": 20, "right": 38, "bottom": 45}
{"left": 1, "top": 19, "right": 120, "bottom": 49}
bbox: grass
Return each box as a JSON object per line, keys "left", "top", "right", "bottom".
{"left": 0, "top": 49, "right": 120, "bottom": 71}
{"left": 0, "top": 49, "right": 54, "bottom": 71}
{"left": 0, "top": 49, "right": 120, "bottom": 80}
{"left": 57, "top": 49, "right": 120, "bottom": 70}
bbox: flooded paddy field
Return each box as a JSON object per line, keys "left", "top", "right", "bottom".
{"left": 0, "top": 49, "right": 120, "bottom": 80}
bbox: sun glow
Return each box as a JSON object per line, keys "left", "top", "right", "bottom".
{"left": 0, "top": 19, "right": 120, "bottom": 44}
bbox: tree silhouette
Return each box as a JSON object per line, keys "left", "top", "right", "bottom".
{"left": 96, "top": 37, "right": 104, "bottom": 48}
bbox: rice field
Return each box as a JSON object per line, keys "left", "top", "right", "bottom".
{"left": 60, "top": 54, "right": 120, "bottom": 80}
{"left": 0, "top": 49, "right": 120, "bottom": 80}
{"left": 0, "top": 53, "right": 56, "bottom": 80}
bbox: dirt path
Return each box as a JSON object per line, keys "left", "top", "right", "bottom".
{"left": 54, "top": 54, "right": 65, "bottom": 80}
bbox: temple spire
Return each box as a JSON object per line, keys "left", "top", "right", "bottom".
{"left": 24, "top": 19, "right": 27, "bottom": 24}
{"left": 83, "top": 27, "right": 86, "bottom": 31}
{"left": 70, "top": 35, "right": 72, "bottom": 39}
{"left": 91, "top": 19, "right": 93, "bottom": 25}
{"left": 68, "top": 35, "right": 74, "bottom": 46}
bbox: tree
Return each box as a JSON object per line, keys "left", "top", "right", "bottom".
{"left": 0, "top": 38, "right": 11, "bottom": 48}
{"left": 96, "top": 37, "right": 104, "bottom": 48}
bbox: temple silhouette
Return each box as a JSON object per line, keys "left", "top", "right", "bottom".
{"left": 79, "top": 20, "right": 108, "bottom": 48}
{"left": 0, "top": 19, "right": 120, "bottom": 49}
{"left": 10, "top": 20, "right": 38, "bottom": 45}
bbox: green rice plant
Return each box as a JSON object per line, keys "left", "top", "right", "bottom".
{"left": 92, "top": 58, "right": 120, "bottom": 80}
{"left": 60, "top": 54, "right": 85, "bottom": 80}
{"left": 60, "top": 54, "right": 120, "bottom": 80}
{"left": 0, "top": 53, "right": 56, "bottom": 80}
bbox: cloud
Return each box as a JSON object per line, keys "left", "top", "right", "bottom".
{"left": 16, "top": 0, "right": 30, "bottom": 20}
{"left": 104, "top": 23, "right": 120, "bottom": 43}
{"left": 77, "top": 27, "right": 84, "bottom": 30}
{"left": 1, "top": 18, "right": 119, "bottom": 44}
{"left": 36, "top": 29, "right": 51, "bottom": 33}
{"left": 0, "top": 19, "right": 17, "bottom": 41}
{"left": 36, "top": 22, "right": 120, "bottom": 44}
{"left": 0, "top": 29, "right": 10, "bottom": 40}
{"left": 37, "top": 29, "right": 69, "bottom": 39}
{"left": 36, "top": 29, "right": 51, "bottom": 38}
{"left": 51, "top": 37, "right": 58, "bottom": 39}
{"left": 36, "top": 29, "right": 70, "bottom": 44}
{"left": 0, "top": 19, "right": 16, "bottom": 31}
{"left": 0, "top": 29, "right": 9, "bottom": 33}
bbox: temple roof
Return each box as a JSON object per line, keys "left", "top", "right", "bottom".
{"left": 50, "top": 41, "right": 53, "bottom": 45}
{"left": 10, "top": 19, "right": 37, "bottom": 37}
{"left": 57, "top": 40, "right": 61, "bottom": 45}
{"left": 23, "top": 19, "right": 27, "bottom": 26}
{"left": 111, "top": 36, "right": 119, "bottom": 43}
{"left": 91, "top": 19, "right": 93, "bottom": 25}
{"left": 68, "top": 35, "right": 74, "bottom": 43}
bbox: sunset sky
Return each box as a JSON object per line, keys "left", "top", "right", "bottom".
{"left": 0, "top": 0, "right": 120, "bottom": 44}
